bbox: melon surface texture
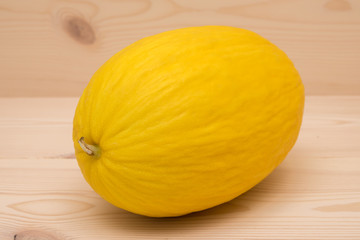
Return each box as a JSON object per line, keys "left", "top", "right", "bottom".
{"left": 73, "top": 26, "right": 305, "bottom": 217}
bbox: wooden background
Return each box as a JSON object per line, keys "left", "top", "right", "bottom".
{"left": 1, "top": 0, "right": 360, "bottom": 96}
{"left": 1, "top": 0, "right": 360, "bottom": 240}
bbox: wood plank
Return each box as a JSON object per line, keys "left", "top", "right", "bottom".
{"left": 0, "top": 96, "right": 359, "bottom": 239}
{"left": 1, "top": 0, "right": 360, "bottom": 97}
{"left": 0, "top": 98, "right": 76, "bottom": 159}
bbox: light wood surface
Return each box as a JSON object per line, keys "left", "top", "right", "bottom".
{"left": 1, "top": 96, "right": 360, "bottom": 239}
{"left": 1, "top": 0, "right": 360, "bottom": 96}
{"left": 1, "top": 0, "right": 360, "bottom": 239}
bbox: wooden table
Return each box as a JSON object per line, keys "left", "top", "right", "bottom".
{"left": 1, "top": 0, "right": 360, "bottom": 239}
{"left": 1, "top": 96, "right": 359, "bottom": 240}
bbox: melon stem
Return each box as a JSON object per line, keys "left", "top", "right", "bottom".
{"left": 78, "top": 137, "right": 99, "bottom": 157}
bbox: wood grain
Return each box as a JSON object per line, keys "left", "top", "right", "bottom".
{"left": 0, "top": 96, "right": 360, "bottom": 239}
{"left": 1, "top": 0, "right": 360, "bottom": 97}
